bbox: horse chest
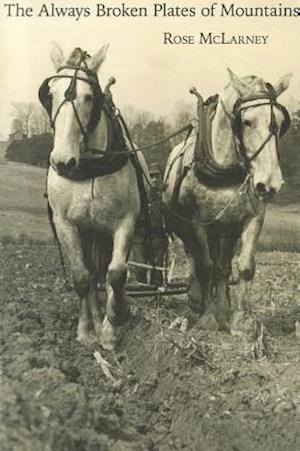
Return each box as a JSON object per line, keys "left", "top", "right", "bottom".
{"left": 53, "top": 193, "right": 124, "bottom": 233}
{"left": 181, "top": 178, "right": 264, "bottom": 225}
{"left": 48, "top": 172, "right": 139, "bottom": 233}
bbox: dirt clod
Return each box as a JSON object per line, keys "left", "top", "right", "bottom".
{"left": 0, "top": 245, "right": 299, "bottom": 450}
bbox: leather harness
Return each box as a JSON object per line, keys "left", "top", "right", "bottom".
{"left": 39, "top": 54, "right": 132, "bottom": 181}
{"left": 39, "top": 50, "right": 156, "bottom": 275}
{"left": 168, "top": 85, "right": 291, "bottom": 209}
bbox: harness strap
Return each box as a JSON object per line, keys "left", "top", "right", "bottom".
{"left": 133, "top": 156, "right": 155, "bottom": 267}
{"left": 46, "top": 198, "right": 71, "bottom": 291}
{"left": 162, "top": 122, "right": 193, "bottom": 191}
{"left": 70, "top": 100, "right": 89, "bottom": 144}
{"left": 45, "top": 58, "right": 105, "bottom": 141}
{"left": 166, "top": 172, "right": 252, "bottom": 227}
{"left": 237, "top": 99, "right": 283, "bottom": 166}
{"left": 118, "top": 112, "right": 156, "bottom": 267}
{"left": 246, "top": 132, "right": 274, "bottom": 163}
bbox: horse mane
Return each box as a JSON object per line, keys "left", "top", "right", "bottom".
{"left": 66, "top": 47, "right": 91, "bottom": 69}
{"left": 240, "top": 75, "right": 273, "bottom": 96}
{"left": 225, "top": 75, "right": 274, "bottom": 98}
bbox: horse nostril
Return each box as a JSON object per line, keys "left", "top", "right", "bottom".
{"left": 255, "top": 183, "right": 277, "bottom": 199}
{"left": 269, "top": 187, "right": 276, "bottom": 197}
{"left": 256, "top": 182, "right": 266, "bottom": 195}
{"left": 55, "top": 162, "right": 64, "bottom": 172}
{"left": 65, "top": 157, "right": 77, "bottom": 169}
{"left": 50, "top": 157, "right": 77, "bottom": 175}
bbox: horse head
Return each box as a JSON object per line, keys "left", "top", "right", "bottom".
{"left": 40, "top": 43, "right": 109, "bottom": 174}
{"left": 224, "top": 69, "right": 292, "bottom": 200}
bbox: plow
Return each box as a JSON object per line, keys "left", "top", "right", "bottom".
{"left": 127, "top": 245, "right": 188, "bottom": 298}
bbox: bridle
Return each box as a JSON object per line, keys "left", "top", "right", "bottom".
{"left": 229, "top": 85, "right": 291, "bottom": 167}
{"left": 38, "top": 50, "right": 104, "bottom": 146}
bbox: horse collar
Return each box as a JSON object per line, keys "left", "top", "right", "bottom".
{"left": 193, "top": 95, "right": 247, "bottom": 187}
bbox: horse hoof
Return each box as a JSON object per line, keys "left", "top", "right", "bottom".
{"left": 217, "top": 319, "right": 231, "bottom": 333}
{"left": 215, "top": 307, "right": 232, "bottom": 332}
{"left": 199, "top": 313, "right": 219, "bottom": 331}
{"left": 237, "top": 259, "right": 255, "bottom": 281}
{"left": 239, "top": 269, "right": 255, "bottom": 281}
{"left": 188, "top": 299, "right": 203, "bottom": 314}
{"left": 230, "top": 311, "right": 258, "bottom": 341}
{"left": 91, "top": 316, "right": 103, "bottom": 340}
{"left": 100, "top": 316, "right": 122, "bottom": 351}
{"left": 77, "top": 331, "right": 97, "bottom": 348}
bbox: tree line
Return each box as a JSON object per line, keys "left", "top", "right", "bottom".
{"left": 5, "top": 100, "right": 300, "bottom": 203}
{"left": 5, "top": 99, "right": 194, "bottom": 170}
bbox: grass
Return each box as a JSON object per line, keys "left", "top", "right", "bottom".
{"left": 259, "top": 204, "right": 300, "bottom": 253}
{"left": 0, "top": 159, "right": 299, "bottom": 251}
{"left": 0, "top": 160, "right": 52, "bottom": 242}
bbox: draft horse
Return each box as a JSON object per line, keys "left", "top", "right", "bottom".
{"left": 163, "top": 69, "right": 292, "bottom": 331}
{"left": 39, "top": 44, "right": 149, "bottom": 350}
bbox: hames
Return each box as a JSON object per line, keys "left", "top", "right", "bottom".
{"left": 38, "top": 3, "right": 91, "bottom": 20}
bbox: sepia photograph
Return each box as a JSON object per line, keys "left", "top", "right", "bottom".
{"left": 0, "top": 1, "right": 299, "bottom": 450}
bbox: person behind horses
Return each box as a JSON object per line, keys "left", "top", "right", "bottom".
{"left": 130, "top": 162, "right": 168, "bottom": 286}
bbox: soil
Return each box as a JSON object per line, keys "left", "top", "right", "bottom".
{"left": 0, "top": 243, "right": 299, "bottom": 451}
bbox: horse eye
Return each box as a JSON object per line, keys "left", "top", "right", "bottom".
{"left": 84, "top": 94, "right": 93, "bottom": 102}
{"left": 243, "top": 120, "right": 252, "bottom": 127}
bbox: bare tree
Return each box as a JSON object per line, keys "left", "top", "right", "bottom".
{"left": 170, "top": 99, "right": 195, "bottom": 132}
{"left": 122, "top": 104, "right": 154, "bottom": 133}
{"left": 10, "top": 102, "right": 52, "bottom": 137}
{"left": 30, "top": 105, "right": 52, "bottom": 135}
{"left": 10, "top": 102, "right": 36, "bottom": 137}
{"left": 10, "top": 117, "right": 24, "bottom": 136}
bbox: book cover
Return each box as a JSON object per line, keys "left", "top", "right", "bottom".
{"left": 0, "top": 1, "right": 299, "bottom": 450}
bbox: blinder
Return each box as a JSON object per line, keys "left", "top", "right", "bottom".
{"left": 38, "top": 78, "right": 53, "bottom": 116}
{"left": 231, "top": 93, "right": 291, "bottom": 141}
{"left": 64, "top": 75, "right": 77, "bottom": 102}
{"left": 38, "top": 67, "right": 104, "bottom": 135}
{"left": 275, "top": 103, "right": 291, "bottom": 137}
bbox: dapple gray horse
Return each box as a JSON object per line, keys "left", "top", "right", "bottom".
{"left": 163, "top": 70, "right": 291, "bottom": 331}
{"left": 41, "top": 44, "right": 149, "bottom": 350}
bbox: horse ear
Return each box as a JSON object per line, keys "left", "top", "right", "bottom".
{"left": 50, "top": 42, "right": 65, "bottom": 70}
{"left": 88, "top": 44, "right": 110, "bottom": 72}
{"left": 227, "top": 68, "right": 248, "bottom": 95}
{"left": 273, "top": 73, "right": 293, "bottom": 97}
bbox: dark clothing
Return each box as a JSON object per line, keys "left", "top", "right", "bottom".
{"left": 135, "top": 187, "right": 165, "bottom": 236}
{"left": 131, "top": 187, "right": 168, "bottom": 286}
{"left": 131, "top": 235, "right": 168, "bottom": 286}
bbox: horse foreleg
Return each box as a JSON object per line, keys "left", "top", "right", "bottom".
{"left": 101, "top": 218, "right": 134, "bottom": 350}
{"left": 54, "top": 218, "right": 93, "bottom": 343}
{"left": 237, "top": 214, "right": 264, "bottom": 282}
{"left": 212, "top": 231, "right": 239, "bottom": 330}
{"left": 231, "top": 214, "right": 264, "bottom": 338}
{"left": 84, "top": 236, "right": 112, "bottom": 339}
{"left": 185, "top": 227, "right": 214, "bottom": 329}
{"left": 185, "top": 248, "right": 204, "bottom": 313}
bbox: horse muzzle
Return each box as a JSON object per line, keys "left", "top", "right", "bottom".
{"left": 255, "top": 182, "right": 276, "bottom": 201}
{"left": 50, "top": 156, "right": 78, "bottom": 176}
{"left": 253, "top": 178, "right": 284, "bottom": 201}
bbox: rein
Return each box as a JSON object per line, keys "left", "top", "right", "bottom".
{"left": 40, "top": 58, "right": 192, "bottom": 159}
{"left": 87, "top": 121, "right": 193, "bottom": 156}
